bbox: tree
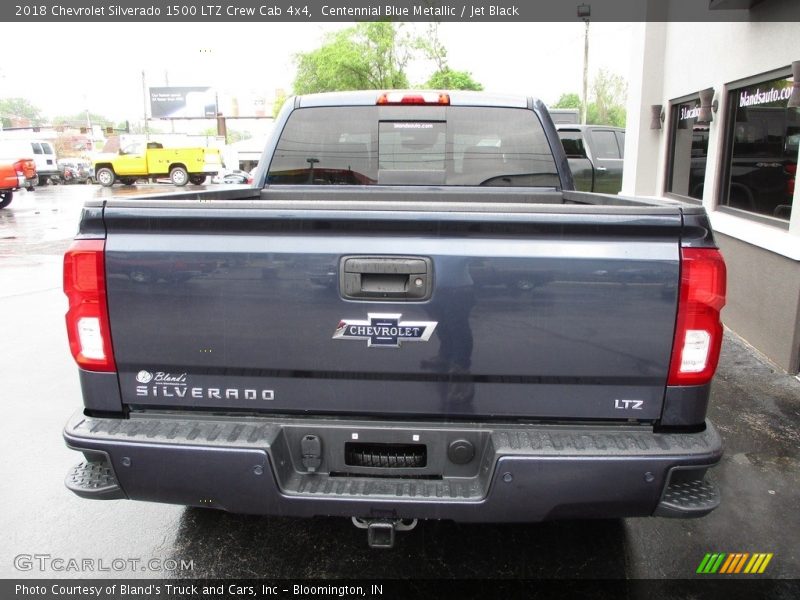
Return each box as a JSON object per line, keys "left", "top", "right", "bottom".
{"left": 0, "top": 97, "right": 44, "bottom": 128}
{"left": 294, "top": 22, "right": 411, "bottom": 94}
{"left": 550, "top": 70, "right": 627, "bottom": 127}
{"left": 417, "top": 23, "right": 484, "bottom": 91}
{"left": 291, "top": 22, "right": 484, "bottom": 95}
{"left": 552, "top": 93, "right": 581, "bottom": 109}
{"left": 227, "top": 130, "right": 252, "bottom": 144}
{"left": 424, "top": 68, "right": 483, "bottom": 91}
{"left": 198, "top": 126, "right": 251, "bottom": 144}
{"left": 124, "top": 121, "right": 158, "bottom": 135}
{"left": 54, "top": 111, "right": 114, "bottom": 129}
{"left": 591, "top": 69, "right": 627, "bottom": 128}
{"left": 54, "top": 134, "right": 94, "bottom": 157}
{"left": 414, "top": 24, "right": 448, "bottom": 72}
{"left": 272, "top": 90, "right": 288, "bottom": 118}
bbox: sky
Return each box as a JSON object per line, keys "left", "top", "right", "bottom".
{"left": 0, "top": 21, "right": 634, "bottom": 124}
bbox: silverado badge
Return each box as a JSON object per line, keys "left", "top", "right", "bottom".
{"left": 333, "top": 313, "right": 437, "bottom": 348}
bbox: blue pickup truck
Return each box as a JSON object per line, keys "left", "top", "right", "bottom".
{"left": 62, "top": 91, "right": 726, "bottom": 548}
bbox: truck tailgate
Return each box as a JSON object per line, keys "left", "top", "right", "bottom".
{"left": 103, "top": 200, "right": 681, "bottom": 421}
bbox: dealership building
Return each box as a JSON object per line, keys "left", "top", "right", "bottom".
{"left": 622, "top": 3, "right": 799, "bottom": 373}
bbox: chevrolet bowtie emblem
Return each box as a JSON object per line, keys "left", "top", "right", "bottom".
{"left": 333, "top": 313, "right": 438, "bottom": 348}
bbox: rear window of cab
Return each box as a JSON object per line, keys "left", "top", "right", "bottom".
{"left": 267, "top": 106, "right": 560, "bottom": 188}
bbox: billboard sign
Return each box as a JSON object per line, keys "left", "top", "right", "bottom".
{"left": 149, "top": 87, "right": 217, "bottom": 118}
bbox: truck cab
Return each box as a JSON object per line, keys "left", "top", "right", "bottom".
{"left": 112, "top": 142, "right": 152, "bottom": 177}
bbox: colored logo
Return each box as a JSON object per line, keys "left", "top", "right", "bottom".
{"left": 333, "top": 314, "right": 437, "bottom": 348}
{"left": 697, "top": 553, "right": 773, "bottom": 574}
{"left": 136, "top": 370, "right": 154, "bottom": 384}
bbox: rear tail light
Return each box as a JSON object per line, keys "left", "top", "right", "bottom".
{"left": 377, "top": 92, "right": 450, "bottom": 105}
{"left": 15, "top": 159, "right": 36, "bottom": 179}
{"left": 64, "top": 240, "right": 116, "bottom": 372}
{"left": 667, "top": 247, "right": 726, "bottom": 386}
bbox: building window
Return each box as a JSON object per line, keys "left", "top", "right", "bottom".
{"left": 666, "top": 97, "right": 708, "bottom": 201}
{"left": 721, "top": 74, "right": 798, "bottom": 223}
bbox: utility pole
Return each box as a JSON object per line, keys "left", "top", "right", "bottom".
{"left": 142, "top": 70, "right": 150, "bottom": 141}
{"left": 165, "top": 70, "right": 175, "bottom": 133}
{"left": 0, "top": 68, "right": 5, "bottom": 132}
{"left": 215, "top": 91, "right": 227, "bottom": 144}
{"left": 578, "top": 4, "right": 591, "bottom": 125}
{"left": 83, "top": 94, "right": 93, "bottom": 151}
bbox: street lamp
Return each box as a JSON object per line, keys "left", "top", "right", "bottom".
{"left": 578, "top": 3, "right": 591, "bottom": 125}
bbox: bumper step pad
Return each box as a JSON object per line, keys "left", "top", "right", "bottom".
{"left": 65, "top": 460, "right": 126, "bottom": 500}
{"left": 655, "top": 478, "right": 720, "bottom": 518}
{"left": 64, "top": 412, "right": 723, "bottom": 519}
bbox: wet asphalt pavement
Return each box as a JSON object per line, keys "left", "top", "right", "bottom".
{"left": 0, "top": 186, "right": 798, "bottom": 584}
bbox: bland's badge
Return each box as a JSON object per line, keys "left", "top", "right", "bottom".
{"left": 333, "top": 314, "right": 437, "bottom": 348}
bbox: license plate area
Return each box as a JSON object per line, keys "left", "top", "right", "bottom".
{"left": 345, "top": 442, "right": 427, "bottom": 468}
{"left": 277, "top": 424, "right": 489, "bottom": 481}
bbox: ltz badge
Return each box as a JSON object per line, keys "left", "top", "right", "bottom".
{"left": 333, "top": 314, "right": 437, "bottom": 348}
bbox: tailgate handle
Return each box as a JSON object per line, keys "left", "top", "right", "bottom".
{"left": 340, "top": 256, "right": 432, "bottom": 301}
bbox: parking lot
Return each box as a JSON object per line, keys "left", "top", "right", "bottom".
{"left": 1, "top": 185, "right": 799, "bottom": 584}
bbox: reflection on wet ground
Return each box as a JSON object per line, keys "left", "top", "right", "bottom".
{"left": 0, "top": 184, "right": 215, "bottom": 256}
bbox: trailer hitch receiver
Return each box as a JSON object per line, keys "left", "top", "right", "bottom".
{"left": 351, "top": 517, "right": 418, "bottom": 549}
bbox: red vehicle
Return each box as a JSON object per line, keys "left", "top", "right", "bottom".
{"left": 16, "top": 157, "right": 38, "bottom": 190}
{"left": 0, "top": 162, "right": 27, "bottom": 208}
{"left": 0, "top": 141, "right": 39, "bottom": 190}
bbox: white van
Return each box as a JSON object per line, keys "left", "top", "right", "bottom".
{"left": 28, "top": 140, "right": 60, "bottom": 184}
{"left": 0, "top": 138, "right": 60, "bottom": 185}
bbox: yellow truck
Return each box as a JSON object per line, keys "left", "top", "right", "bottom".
{"left": 93, "top": 141, "right": 222, "bottom": 187}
